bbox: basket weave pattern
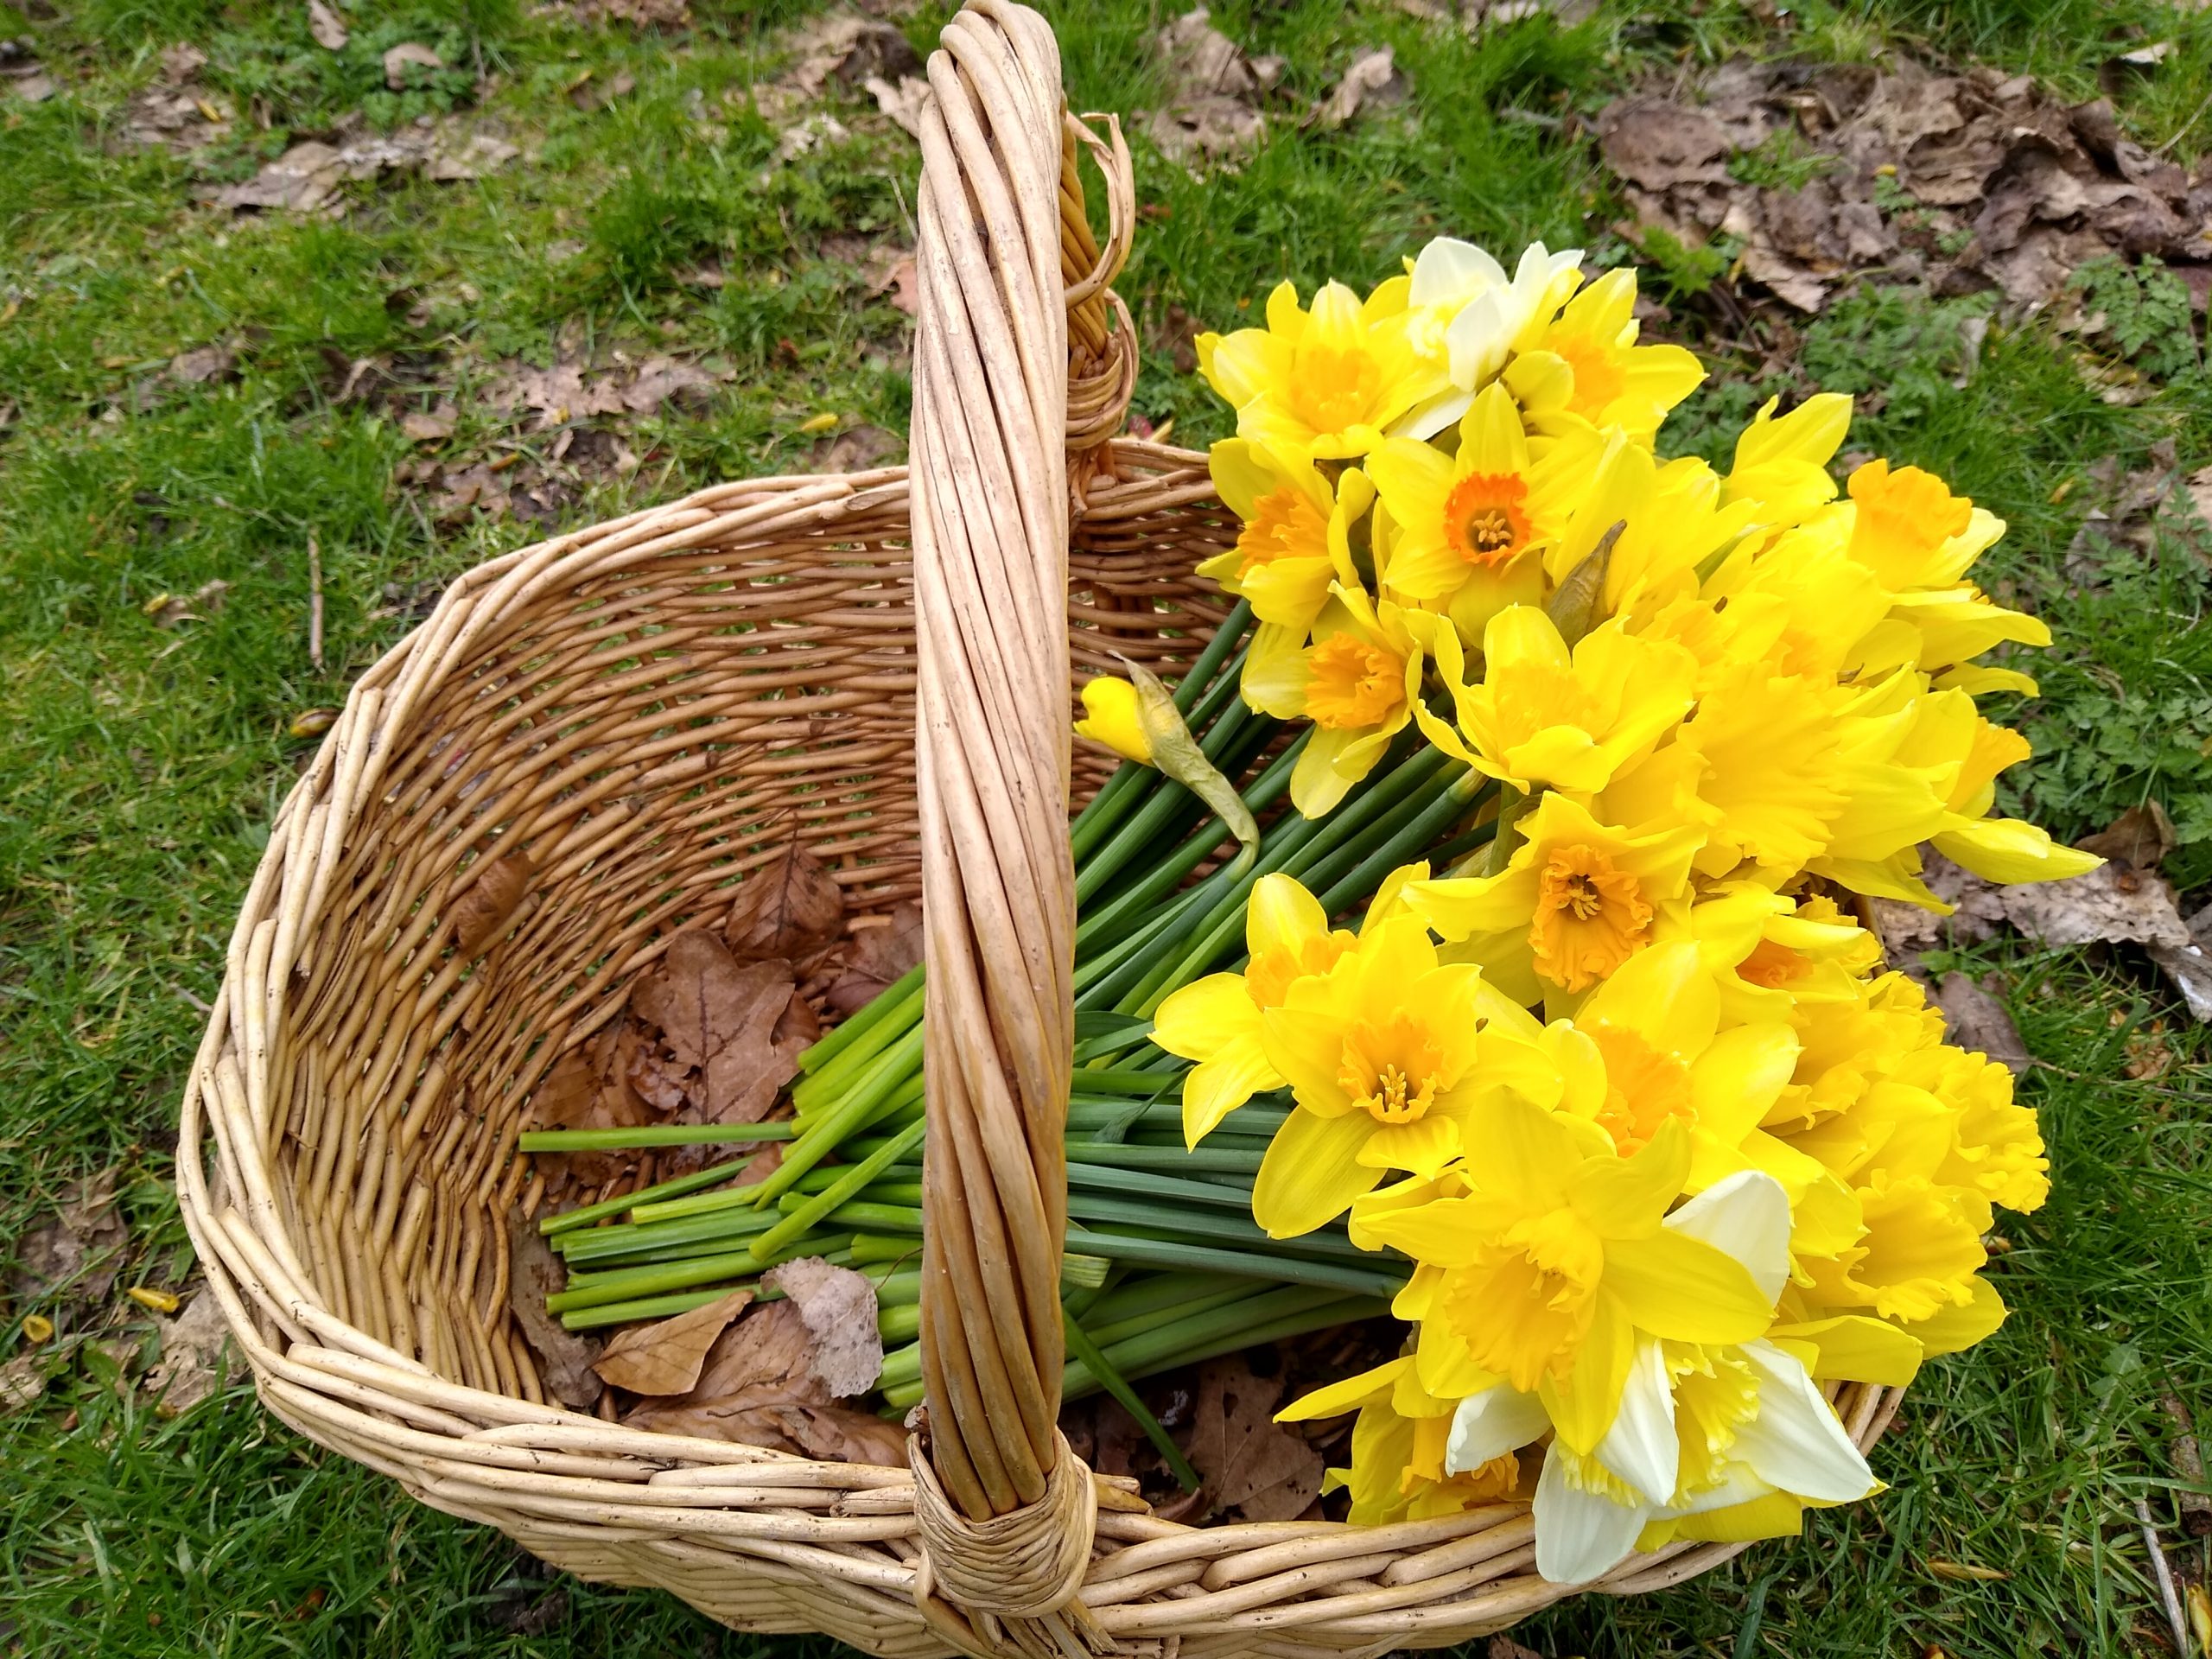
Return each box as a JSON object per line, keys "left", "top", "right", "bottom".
{"left": 178, "top": 5, "right": 1906, "bottom": 1653}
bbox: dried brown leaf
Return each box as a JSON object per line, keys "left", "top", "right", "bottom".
{"left": 1595, "top": 96, "right": 1734, "bottom": 191}
{"left": 2000, "top": 862, "right": 2188, "bottom": 950}
{"left": 632, "top": 931, "right": 810, "bottom": 1124}
{"left": 1186, "top": 1357, "right": 1325, "bottom": 1522}
{"left": 620, "top": 356, "right": 719, "bottom": 415}
{"left": 1310, "top": 46, "right": 1405, "bottom": 132}
{"left": 864, "top": 73, "right": 928, "bottom": 137}
{"left": 144, "top": 1292, "right": 247, "bottom": 1416}
{"left": 452, "top": 849, "right": 533, "bottom": 954}
{"left": 526, "top": 1046, "right": 603, "bottom": 1131}
{"left": 1144, "top": 9, "right": 1267, "bottom": 174}
{"left": 308, "top": 0, "right": 348, "bottom": 50}
{"left": 593, "top": 1289, "right": 753, "bottom": 1395}
{"left": 1489, "top": 1638, "right": 1550, "bottom": 1659}
{"left": 9, "top": 1169, "right": 126, "bottom": 1313}
{"left": 506, "top": 1213, "right": 604, "bottom": 1409}
{"left": 621, "top": 1284, "right": 902, "bottom": 1464}
{"left": 871, "top": 253, "right": 919, "bottom": 316}
{"left": 0, "top": 1352, "right": 47, "bottom": 1414}
{"left": 2075, "top": 800, "right": 2177, "bottom": 871}
{"left": 824, "top": 900, "right": 922, "bottom": 1016}
{"left": 169, "top": 344, "right": 237, "bottom": 385}
{"left": 1933, "top": 972, "right": 2031, "bottom": 1075}
{"left": 400, "top": 408, "right": 454, "bottom": 443}
{"left": 384, "top": 41, "right": 443, "bottom": 89}
{"left": 726, "top": 845, "right": 846, "bottom": 965}
{"left": 762, "top": 1257, "right": 881, "bottom": 1396}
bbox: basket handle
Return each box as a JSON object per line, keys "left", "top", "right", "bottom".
{"left": 906, "top": 0, "right": 1132, "bottom": 1642}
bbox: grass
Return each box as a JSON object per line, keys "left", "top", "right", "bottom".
{"left": 2, "top": 0, "right": 2209, "bottom": 1655}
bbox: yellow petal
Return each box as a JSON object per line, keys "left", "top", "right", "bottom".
{"left": 1074, "top": 677, "right": 1153, "bottom": 764}
{"left": 1277, "top": 1356, "right": 1410, "bottom": 1421}
{"left": 1182, "top": 1034, "right": 1282, "bottom": 1147}
{"left": 1602, "top": 1228, "right": 1775, "bottom": 1344}
{"left": 1539, "top": 1290, "right": 1633, "bottom": 1454}
{"left": 1770, "top": 1314, "right": 1924, "bottom": 1386}
{"left": 1932, "top": 818, "right": 2103, "bottom": 885}
{"left": 1151, "top": 973, "right": 1261, "bottom": 1064}
{"left": 1360, "top": 1113, "right": 1463, "bottom": 1178}
{"left": 1253, "top": 1107, "right": 1382, "bottom": 1237}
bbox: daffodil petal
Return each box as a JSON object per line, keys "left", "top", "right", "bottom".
{"left": 1663, "top": 1169, "right": 1792, "bottom": 1306}
{"left": 1252, "top": 1107, "right": 1382, "bottom": 1238}
{"left": 1444, "top": 1382, "right": 1551, "bottom": 1475}
{"left": 1601, "top": 1229, "right": 1775, "bottom": 1344}
{"left": 1732, "top": 1341, "right": 1876, "bottom": 1503}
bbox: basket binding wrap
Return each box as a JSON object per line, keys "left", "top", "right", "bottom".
{"left": 176, "top": 5, "right": 1908, "bottom": 1653}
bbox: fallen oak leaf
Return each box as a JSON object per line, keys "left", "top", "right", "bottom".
{"left": 763, "top": 1257, "right": 880, "bottom": 1396}
{"left": 384, "top": 41, "right": 443, "bottom": 89}
{"left": 308, "top": 0, "right": 347, "bottom": 50}
{"left": 1933, "top": 971, "right": 2031, "bottom": 1075}
{"left": 2075, "top": 800, "right": 2177, "bottom": 871}
{"left": 1999, "top": 861, "right": 2188, "bottom": 950}
{"left": 0, "top": 1352, "right": 47, "bottom": 1415}
{"left": 824, "top": 899, "right": 921, "bottom": 1017}
{"left": 451, "top": 849, "right": 534, "bottom": 955}
{"left": 144, "top": 1292, "right": 248, "bottom": 1417}
{"left": 1309, "top": 46, "right": 1405, "bottom": 132}
{"left": 725, "top": 844, "right": 846, "bottom": 966}
{"left": 631, "top": 931, "right": 809, "bottom": 1125}
{"left": 506, "top": 1213, "right": 604, "bottom": 1410}
{"left": 1186, "top": 1356, "right": 1324, "bottom": 1523}
{"left": 593, "top": 1289, "right": 753, "bottom": 1395}
{"left": 9, "top": 1168, "right": 126, "bottom": 1313}
{"left": 621, "top": 1265, "right": 902, "bottom": 1463}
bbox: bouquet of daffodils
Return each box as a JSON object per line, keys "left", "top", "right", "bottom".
{"left": 1113, "top": 239, "right": 2096, "bottom": 1582}
{"left": 524, "top": 237, "right": 2088, "bottom": 1592}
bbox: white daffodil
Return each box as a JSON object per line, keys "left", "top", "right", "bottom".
{"left": 1439, "top": 1170, "right": 1878, "bottom": 1586}
{"left": 1395, "top": 239, "right": 1586, "bottom": 439}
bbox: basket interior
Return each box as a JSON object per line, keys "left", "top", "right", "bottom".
{"left": 268, "top": 457, "right": 1236, "bottom": 1401}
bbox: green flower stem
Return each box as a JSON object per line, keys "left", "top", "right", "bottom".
{"left": 1075, "top": 705, "right": 1257, "bottom": 907}
{"left": 1064, "top": 1312, "right": 1202, "bottom": 1491}
{"left": 1064, "top": 1290, "right": 1392, "bottom": 1402}
{"left": 1116, "top": 745, "right": 1451, "bottom": 1016}
{"left": 1073, "top": 728, "right": 1310, "bottom": 959}
{"left": 1063, "top": 1165, "right": 1258, "bottom": 1217}
{"left": 547, "top": 1247, "right": 765, "bottom": 1313}
{"left": 810, "top": 1198, "right": 924, "bottom": 1235}
{"left": 1068, "top": 601, "right": 1255, "bottom": 870}
{"left": 558, "top": 1259, "right": 917, "bottom": 1333}
{"left": 553, "top": 1202, "right": 778, "bottom": 1266}
{"left": 1065, "top": 1145, "right": 1263, "bottom": 1183}
{"left": 1084, "top": 1280, "right": 1253, "bottom": 1350}
{"left": 848, "top": 1234, "right": 927, "bottom": 1268}
{"left": 517, "top": 1122, "right": 797, "bottom": 1154}
{"left": 796, "top": 1008, "right": 925, "bottom": 1123}
{"left": 795, "top": 963, "right": 922, "bottom": 1081}
{"left": 539, "top": 1159, "right": 755, "bottom": 1236}
{"left": 880, "top": 1283, "right": 1386, "bottom": 1408}
{"left": 1065, "top": 1198, "right": 1376, "bottom": 1265}
{"left": 747, "top": 1115, "right": 928, "bottom": 1266}
{"left": 753, "top": 1024, "right": 923, "bottom": 1208}
{"left": 1312, "top": 766, "right": 1490, "bottom": 917}
{"left": 1061, "top": 1227, "right": 1402, "bottom": 1297}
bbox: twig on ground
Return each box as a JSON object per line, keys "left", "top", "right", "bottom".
{"left": 308, "top": 530, "right": 325, "bottom": 673}
{"left": 2158, "top": 1389, "right": 2212, "bottom": 1537}
{"left": 2133, "top": 1495, "right": 2190, "bottom": 1657}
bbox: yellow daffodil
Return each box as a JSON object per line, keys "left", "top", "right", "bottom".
{"left": 1280, "top": 1355, "right": 1522, "bottom": 1525}
{"left": 1666, "top": 884, "right": 1877, "bottom": 1026}
{"left": 1405, "top": 792, "right": 1703, "bottom": 1004}
{"left": 1369, "top": 385, "right": 1599, "bottom": 634}
{"left": 1251, "top": 913, "right": 1522, "bottom": 1236}
{"left": 1720, "top": 393, "right": 1853, "bottom": 528}
{"left": 1501, "top": 266, "right": 1707, "bottom": 444}
{"left": 1416, "top": 607, "right": 1696, "bottom": 797}
{"left": 1201, "top": 440, "right": 1370, "bottom": 634}
{"left": 1845, "top": 458, "right": 1993, "bottom": 590}
{"left": 1354, "top": 1108, "right": 1777, "bottom": 1453}
{"left": 1395, "top": 238, "right": 1586, "bottom": 436}
{"left": 1198, "top": 279, "right": 1451, "bottom": 461}
{"left": 1151, "top": 874, "right": 1356, "bottom": 1146}
{"left": 1073, "top": 675, "right": 1152, "bottom": 764}
{"left": 1242, "top": 583, "right": 1426, "bottom": 817}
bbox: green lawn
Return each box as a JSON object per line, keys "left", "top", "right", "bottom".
{"left": 3, "top": 0, "right": 2210, "bottom": 1654}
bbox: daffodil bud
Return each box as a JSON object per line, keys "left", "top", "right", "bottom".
{"left": 1074, "top": 676, "right": 1154, "bottom": 765}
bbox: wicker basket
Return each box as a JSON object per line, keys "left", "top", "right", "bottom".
{"left": 177, "top": 5, "right": 1907, "bottom": 1653}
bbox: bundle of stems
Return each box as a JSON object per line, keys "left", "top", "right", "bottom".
{"left": 524, "top": 601, "right": 1496, "bottom": 1446}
